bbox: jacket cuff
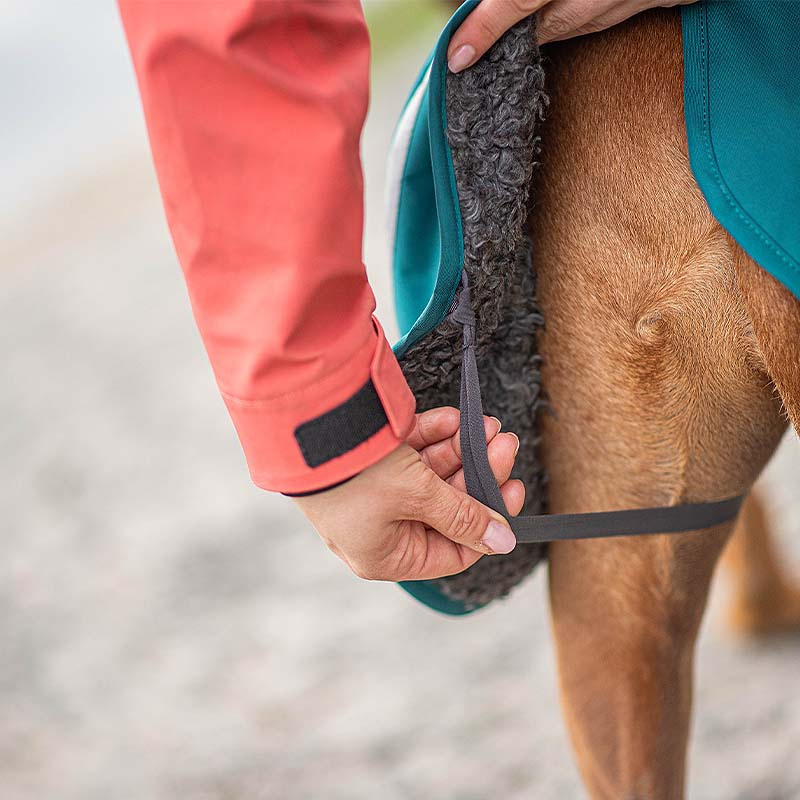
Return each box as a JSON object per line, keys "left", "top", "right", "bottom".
{"left": 221, "top": 316, "right": 417, "bottom": 494}
{"left": 281, "top": 473, "right": 358, "bottom": 497}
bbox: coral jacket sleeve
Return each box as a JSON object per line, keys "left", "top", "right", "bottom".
{"left": 117, "top": 0, "right": 416, "bottom": 493}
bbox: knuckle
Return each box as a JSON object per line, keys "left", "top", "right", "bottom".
{"left": 444, "top": 496, "right": 482, "bottom": 541}
{"left": 539, "top": 14, "right": 569, "bottom": 38}
{"left": 509, "top": 0, "right": 541, "bottom": 14}
{"left": 539, "top": 6, "right": 582, "bottom": 37}
{"left": 415, "top": 408, "right": 440, "bottom": 442}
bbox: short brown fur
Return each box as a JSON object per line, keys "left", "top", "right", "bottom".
{"left": 530, "top": 9, "right": 800, "bottom": 797}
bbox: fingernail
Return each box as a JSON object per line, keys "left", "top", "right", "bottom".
{"left": 448, "top": 44, "right": 475, "bottom": 73}
{"left": 481, "top": 520, "right": 516, "bottom": 554}
{"left": 490, "top": 416, "right": 502, "bottom": 433}
{"left": 509, "top": 432, "right": 520, "bottom": 456}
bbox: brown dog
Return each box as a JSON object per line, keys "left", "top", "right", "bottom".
{"left": 531, "top": 8, "right": 800, "bottom": 798}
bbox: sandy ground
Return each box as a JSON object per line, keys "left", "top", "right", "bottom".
{"left": 2, "top": 5, "right": 799, "bottom": 799}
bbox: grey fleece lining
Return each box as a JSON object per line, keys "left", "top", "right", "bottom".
{"left": 396, "top": 16, "right": 747, "bottom": 610}
{"left": 397, "top": 17, "right": 549, "bottom": 611}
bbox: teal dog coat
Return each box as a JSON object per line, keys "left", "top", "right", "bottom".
{"left": 385, "top": 0, "right": 799, "bottom": 617}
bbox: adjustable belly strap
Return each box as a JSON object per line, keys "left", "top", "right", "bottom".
{"left": 449, "top": 272, "right": 746, "bottom": 543}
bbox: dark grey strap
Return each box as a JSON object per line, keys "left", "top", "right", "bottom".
{"left": 448, "top": 272, "right": 745, "bottom": 544}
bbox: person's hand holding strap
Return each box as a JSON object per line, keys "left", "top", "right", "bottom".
{"left": 292, "top": 407, "right": 524, "bottom": 581}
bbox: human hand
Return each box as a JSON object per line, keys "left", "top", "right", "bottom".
{"left": 447, "top": 0, "right": 694, "bottom": 72}
{"left": 291, "top": 407, "right": 524, "bottom": 581}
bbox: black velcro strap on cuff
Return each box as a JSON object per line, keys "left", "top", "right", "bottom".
{"left": 294, "top": 378, "right": 389, "bottom": 468}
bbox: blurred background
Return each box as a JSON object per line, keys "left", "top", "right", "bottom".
{"left": 2, "top": 2, "right": 799, "bottom": 798}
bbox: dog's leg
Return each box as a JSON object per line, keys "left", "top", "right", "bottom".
{"left": 720, "top": 239, "right": 800, "bottom": 636}
{"left": 722, "top": 490, "right": 800, "bottom": 636}
{"left": 548, "top": 530, "right": 729, "bottom": 799}
{"left": 532, "top": 9, "right": 789, "bottom": 797}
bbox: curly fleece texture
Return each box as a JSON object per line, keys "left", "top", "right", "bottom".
{"left": 397, "top": 17, "right": 550, "bottom": 610}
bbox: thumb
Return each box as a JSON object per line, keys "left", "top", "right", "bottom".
{"left": 447, "top": 0, "right": 548, "bottom": 73}
{"left": 415, "top": 471, "right": 517, "bottom": 555}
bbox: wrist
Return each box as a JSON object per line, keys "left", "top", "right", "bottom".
{"left": 281, "top": 473, "right": 359, "bottom": 497}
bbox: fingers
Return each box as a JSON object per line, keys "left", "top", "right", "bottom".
{"left": 448, "top": 0, "right": 550, "bottom": 73}
{"left": 536, "top": 0, "right": 675, "bottom": 45}
{"left": 405, "top": 406, "right": 461, "bottom": 451}
{"left": 385, "top": 479, "right": 526, "bottom": 582}
{"left": 407, "top": 406, "right": 501, "bottom": 453}
{"left": 419, "top": 415, "right": 502, "bottom": 478}
{"left": 407, "top": 468, "right": 517, "bottom": 556}
{"left": 384, "top": 523, "right": 487, "bottom": 581}
{"left": 501, "top": 478, "right": 526, "bottom": 516}
{"left": 447, "top": 430, "right": 520, "bottom": 493}
{"left": 301, "top": 426, "right": 526, "bottom": 584}
{"left": 535, "top": 0, "right": 611, "bottom": 44}
{"left": 448, "top": 0, "right": 664, "bottom": 59}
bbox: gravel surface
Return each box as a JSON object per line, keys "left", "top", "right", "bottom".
{"left": 2, "top": 5, "right": 799, "bottom": 799}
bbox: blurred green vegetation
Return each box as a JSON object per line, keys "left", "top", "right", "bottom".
{"left": 364, "top": 0, "right": 451, "bottom": 62}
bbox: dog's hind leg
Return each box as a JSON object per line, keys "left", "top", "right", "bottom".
{"left": 721, "top": 490, "right": 800, "bottom": 636}
{"left": 719, "top": 241, "right": 800, "bottom": 637}
{"left": 532, "top": 8, "right": 789, "bottom": 797}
